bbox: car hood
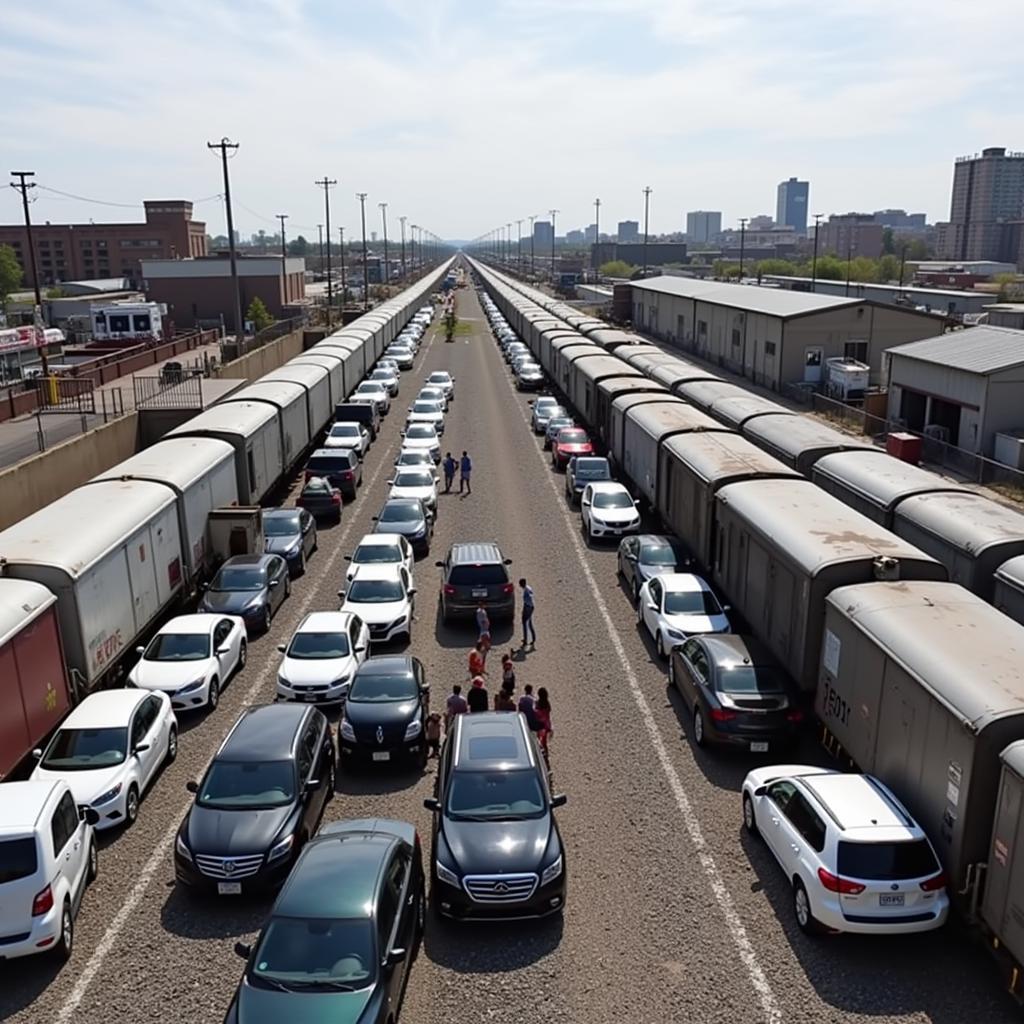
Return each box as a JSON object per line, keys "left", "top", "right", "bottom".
{"left": 279, "top": 655, "right": 354, "bottom": 685}
{"left": 558, "top": 443, "right": 593, "bottom": 455}
{"left": 265, "top": 536, "right": 301, "bottom": 556}
{"left": 202, "top": 589, "right": 266, "bottom": 614}
{"left": 323, "top": 437, "right": 360, "bottom": 450}
{"left": 590, "top": 506, "right": 638, "bottom": 524}
{"left": 345, "top": 698, "right": 418, "bottom": 727}
{"left": 236, "top": 984, "right": 374, "bottom": 1024}
{"left": 440, "top": 814, "right": 552, "bottom": 875}
{"left": 32, "top": 763, "right": 126, "bottom": 806}
{"left": 376, "top": 519, "right": 426, "bottom": 539}
{"left": 406, "top": 411, "right": 443, "bottom": 423}
{"left": 662, "top": 611, "right": 730, "bottom": 636}
{"left": 340, "top": 598, "right": 409, "bottom": 625}
{"left": 390, "top": 485, "right": 435, "bottom": 503}
{"left": 401, "top": 438, "right": 437, "bottom": 450}
{"left": 130, "top": 658, "right": 212, "bottom": 692}
{"left": 186, "top": 802, "right": 293, "bottom": 855}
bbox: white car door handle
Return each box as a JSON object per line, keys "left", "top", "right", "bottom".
{"left": 770, "top": 817, "right": 780, "bottom": 826}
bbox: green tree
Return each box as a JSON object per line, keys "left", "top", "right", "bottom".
{"left": 0, "top": 244, "right": 22, "bottom": 308}
{"left": 994, "top": 273, "right": 1024, "bottom": 301}
{"left": 878, "top": 254, "right": 901, "bottom": 283}
{"left": 755, "top": 258, "right": 797, "bottom": 277}
{"left": 906, "top": 239, "right": 929, "bottom": 261}
{"left": 46, "top": 286, "right": 65, "bottom": 299}
{"left": 881, "top": 227, "right": 895, "bottom": 255}
{"left": 847, "top": 256, "right": 880, "bottom": 283}
{"left": 599, "top": 259, "right": 635, "bottom": 278}
{"left": 287, "top": 235, "right": 309, "bottom": 257}
{"left": 246, "top": 296, "right": 273, "bottom": 332}
{"left": 812, "top": 254, "right": 846, "bottom": 281}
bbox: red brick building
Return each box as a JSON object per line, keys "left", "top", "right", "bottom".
{"left": 0, "top": 200, "right": 207, "bottom": 289}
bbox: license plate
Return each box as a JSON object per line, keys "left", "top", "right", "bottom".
{"left": 218, "top": 882, "right": 242, "bottom": 895}
{"left": 750, "top": 741, "right": 769, "bottom": 753}
{"left": 471, "top": 589, "right": 487, "bottom": 597}
{"left": 879, "top": 893, "right": 905, "bottom": 907}
{"left": 372, "top": 751, "right": 390, "bottom": 762}
{"left": 304, "top": 694, "right": 318, "bottom": 702}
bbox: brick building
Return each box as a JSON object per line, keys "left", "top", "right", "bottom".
{"left": 817, "top": 213, "right": 885, "bottom": 259}
{"left": 0, "top": 200, "right": 207, "bottom": 289}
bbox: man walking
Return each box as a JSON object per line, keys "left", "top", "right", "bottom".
{"left": 459, "top": 450, "right": 472, "bottom": 494}
{"left": 442, "top": 452, "right": 457, "bottom": 493}
{"left": 519, "top": 577, "right": 536, "bottom": 648}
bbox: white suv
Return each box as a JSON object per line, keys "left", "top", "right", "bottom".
{"left": 0, "top": 780, "right": 99, "bottom": 960}
{"left": 742, "top": 766, "right": 949, "bottom": 935}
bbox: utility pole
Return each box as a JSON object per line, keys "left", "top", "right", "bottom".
{"left": 516, "top": 219, "right": 523, "bottom": 268}
{"left": 507, "top": 222, "right": 512, "bottom": 265}
{"left": 410, "top": 224, "right": 418, "bottom": 272}
{"left": 738, "top": 217, "right": 748, "bottom": 280}
{"left": 317, "top": 224, "right": 324, "bottom": 277}
{"left": 549, "top": 209, "right": 558, "bottom": 282}
{"left": 845, "top": 235, "right": 854, "bottom": 297}
{"left": 9, "top": 170, "right": 47, "bottom": 374}
{"left": 898, "top": 241, "right": 908, "bottom": 296}
{"left": 593, "top": 197, "right": 601, "bottom": 281}
{"left": 276, "top": 213, "right": 288, "bottom": 302}
{"left": 315, "top": 177, "right": 337, "bottom": 327}
{"left": 398, "top": 215, "right": 407, "bottom": 279}
{"left": 357, "top": 193, "right": 369, "bottom": 311}
{"left": 810, "top": 213, "right": 823, "bottom": 293}
{"left": 529, "top": 215, "right": 537, "bottom": 277}
{"left": 642, "top": 186, "right": 652, "bottom": 280}
{"left": 206, "top": 139, "right": 244, "bottom": 340}
{"left": 338, "top": 226, "right": 347, "bottom": 309}
{"left": 379, "top": 202, "right": 389, "bottom": 288}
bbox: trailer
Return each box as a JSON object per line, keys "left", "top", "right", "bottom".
{"left": 586, "top": 328, "right": 643, "bottom": 352}
{"left": 314, "top": 338, "right": 366, "bottom": 391}
{"left": 594, "top": 377, "right": 667, "bottom": 447}
{"left": 617, "top": 345, "right": 676, "bottom": 373}
{"left": 649, "top": 358, "right": 721, "bottom": 393}
{"left": 0, "top": 480, "right": 185, "bottom": 691}
{"left": 816, "top": 581, "right": 1024, "bottom": 906}
{"left": 994, "top": 556, "right": 1024, "bottom": 628}
{"left": 0, "top": 579, "right": 72, "bottom": 780}
{"left": 167, "top": 401, "right": 283, "bottom": 505}
{"left": 568, "top": 355, "right": 645, "bottom": 437}
{"left": 712, "top": 478, "right": 947, "bottom": 690}
{"left": 224, "top": 379, "right": 309, "bottom": 470}
{"left": 708, "top": 395, "right": 791, "bottom": 432}
{"left": 537, "top": 329, "right": 579, "bottom": 377}
{"left": 678, "top": 378, "right": 748, "bottom": 413}
{"left": 263, "top": 362, "right": 333, "bottom": 441}
{"left": 550, "top": 339, "right": 600, "bottom": 394}
{"left": 745, "top": 415, "right": 876, "bottom": 475}
{"left": 289, "top": 351, "right": 347, "bottom": 409}
{"left": 608, "top": 395, "right": 681, "bottom": 472}
{"left": 893, "top": 492, "right": 1024, "bottom": 602}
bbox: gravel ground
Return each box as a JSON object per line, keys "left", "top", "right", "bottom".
{"left": 1, "top": 276, "right": 1017, "bottom": 1024}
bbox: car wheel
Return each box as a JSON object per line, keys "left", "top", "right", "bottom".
{"left": 311, "top": 530, "right": 319, "bottom": 553}
{"left": 656, "top": 632, "right": 666, "bottom": 660}
{"left": 285, "top": 578, "right": 291, "bottom": 598}
{"left": 632, "top": 579, "right": 640, "bottom": 607}
{"left": 54, "top": 900, "right": 73, "bottom": 961}
{"left": 86, "top": 838, "right": 98, "bottom": 884}
{"left": 693, "top": 707, "right": 706, "bottom": 747}
{"left": 208, "top": 676, "right": 220, "bottom": 710}
{"left": 793, "top": 880, "right": 821, "bottom": 935}
{"left": 165, "top": 726, "right": 178, "bottom": 764}
{"left": 125, "top": 784, "right": 140, "bottom": 827}
{"left": 297, "top": 550, "right": 306, "bottom": 575}
{"left": 742, "top": 794, "right": 759, "bottom": 837}
{"left": 636, "top": 600, "right": 643, "bottom": 625}
{"left": 262, "top": 606, "right": 272, "bottom": 633}
{"left": 325, "top": 758, "right": 336, "bottom": 799}
{"left": 667, "top": 657, "right": 676, "bottom": 688}
{"left": 237, "top": 641, "right": 247, "bottom": 672}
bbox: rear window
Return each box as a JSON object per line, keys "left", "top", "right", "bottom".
{"left": 0, "top": 837, "right": 38, "bottom": 884}
{"left": 307, "top": 455, "right": 349, "bottom": 473}
{"left": 837, "top": 839, "right": 939, "bottom": 881}
{"left": 449, "top": 564, "right": 508, "bottom": 586}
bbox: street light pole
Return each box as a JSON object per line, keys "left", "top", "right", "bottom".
{"left": 529, "top": 215, "right": 537, "bottom": 277}
{"left": 379, "top": 202, "right": 389, "bottom": 288}
{"left": 810, "top": 213, "right": 823, "bottom": 293}
{"left": 549, "top": 209, "right": 558, "bottom": 281}
{"left": 399, "top": 215, "right": 407, "bottom": 279}
{"left": 410, "top": 224, "right": 418, "bottom": 272}
{"left": 357, "top": 193, "right": 369, "bottom": 311}
{"left": 9, "top": 170, "right": 48, "bottom": 374}
{"left": 315, "top": 176, "right": 337, "bottom": 327}
{"left": 738, "top": 217, "right": 748, "bottom": 281}
{"left": 516, "top": 219, "right": 523, "bottom": 268}
{"left": 642, "top": 186, "right": 652, "bottom": 279}
{"left": 338, "top": 226, "right": 347, "bottom": 309}
{"left": 593, "top": 197, "right": 601, "bottom": 280}
{"left": 206, "top": 139, "right": 244, "bottom": 340}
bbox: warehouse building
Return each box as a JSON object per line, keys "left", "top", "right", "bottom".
{"left": 885, "top": 326, "right": 1024, "bottom": 455}
{"left": 762, "top": 276, "right": 991, "bottom": 317}
{"left": 629, "top": 276, "right": 942, "bottom": 392}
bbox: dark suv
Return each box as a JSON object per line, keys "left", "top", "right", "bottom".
{"left": 423, "top": 712, "right": 567, "bottom": 920}
{"left": 305, "top": 448, "right": 362, "bottom": 500}
{"left": 174, "top": 704, "right": 335, "bottom": 895}
{"left": 436, "top": 542, "right": 514, "bottom": 623}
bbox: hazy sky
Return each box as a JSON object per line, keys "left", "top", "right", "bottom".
{"left": 2, "top": 0, "right": 1021, "bottom": 241}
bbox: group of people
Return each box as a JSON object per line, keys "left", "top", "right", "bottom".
{"left": 442, "top": 451, "right": 472, "bottom": 495}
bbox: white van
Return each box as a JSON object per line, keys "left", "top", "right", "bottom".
{"left": 0, "top": 780, "right": 98, "bottom": 960}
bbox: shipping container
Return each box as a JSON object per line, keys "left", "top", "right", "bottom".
{"left": 744, "top": 414, "right": 876, "bottom": 475}
{"left": 550, "top": 339, "right": 601, "bottom": 395}
{"left": 0, "top": 580, "right": 72, "bottom": 780}
{"left": 617, "top": 345, "right": 674, "bottom": 373}
{"left": 811, "top": 450, "right": 968, "bottom": 528}
{"left": 537, "top": 329, "right": 579, "bottom": 376}
{"left": 289, "top": 351, "right": 347, "bottom": 409}
{"left": 708, "top": 395, "right": 791, "bottom": 432}
{"left": 649, "top": 357, "right": 721, "bottom": 393}
{"left": 994, "top": 555, "right": 1024, "bottom": 628}
{"left": 893, "top": 492, "right": 1024, "bottom": 601}
{"left": 594, "top": 377, "right": 667, "bottom": 446}
{"left": 314, "top": 338, "right": 366, "bottom": 390}
{"left": 568, "top": 355, "right": 644, "bottom": 434}
{"left": 817, "top": 581, "right": 1024, "bottom": 902}
{"left": 89, "top": 437, "right": 238, "bottom": 587}
{"left": 224, "top": 379, "right": 310, "bottom": 470}
{"left": 713, "top": 478, "right": 947, "bottom": 690}
{"left": 167, "top": 400, "right": 283, "bottom": 504}
{"left": 263, "top": 362, "right": 333, "bottom": 441}
{"left": 678, "top": 378, "right": 748, "bottom": 413}
{"left": 586, "top": 328, "right": 643, "bottom": 352}
{"left": 0, "top": 480, "right": 185, "bottom": 690}
{"left": 608, "top": 395, "right": 681, "bottom": 471}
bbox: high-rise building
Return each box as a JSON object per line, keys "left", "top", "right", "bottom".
{"left": 533, "top": 220, "right": 554, "bottom": 247}
{"left": 818, "top": 213, "right": 885, "bottom": 259}
{"left": 565, "top": 229, "right": 585, "bottom": 245}
{"left": 748, "top": 214, "right": 775, "bottom": 231}
{"left": 685, "top": 210, "right": 722, "bottom": 243}
{"left": 584, "top": 223, "right": 597, "bottom": 243}
{"left": 935, "top": 147, "right": 1024, "bottom": 264}
{"left": 776, "top": 177, "right": 810, "bottom": 234}
{"left": 617, "top": 220, "right": 639, "bottom": 243}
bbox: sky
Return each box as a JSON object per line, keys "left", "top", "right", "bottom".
{"left": 2, "top": 0, "right": 1022, "bottom": 242}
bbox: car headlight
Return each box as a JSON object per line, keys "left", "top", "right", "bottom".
{"left": 245, "top": 595, "right": 265, "bottom": 610}
{"left": 92, "top": 783, "right": 123, "bottom": 807}
{"left": 267, "top": 834, "right": 294, "bottom": 862}
{"left": 541, "top": 855, "right": 563, "bottom": 886}
{"left": 277, "top": 674, "right": 292, "bottom": 689}
{"left": 332, "top": 675, "right": 350, "bottom": 690}
{"left": 436, "top": 860, "right": 460, "bottom": 887}
{"left": 340, "top": 719, "right": 356, "bottom": 742}
{"left": 175, "top": 832, "right": 193, "bottom": 862}
{"left": 392, "top": 615, "right": 408, "bottom": 627}
{"left": 404, "top": 719, "right": 422, "bottom": 740}
{"left": 666, "top": 628, "right": 685, "bottom": 640}
{"left": 176, "top": 678, "right": 206, "bottom": 695}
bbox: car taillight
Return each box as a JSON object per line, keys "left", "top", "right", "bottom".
{"left": 331, "top": 494, "right": 341, "bottom": 505}
{"left": 443, "top": 584, "right": 456, "bottom": 595}
{"left": 710, "top": 708, "right": 737, "bottom": 722}
{"left": 786, "top": 709, "right": 804, "bottom": 723}
{"left": 304, "top": 470, "right": 313, "bottom": 481}
{"left": 502, "top": 583, "right": 515, "bottom": 594}
{"left": 817, "top": 867, "right": 866, "bottom": 895}
{"left": 341, "top": 471, "right": 353, "bottom": 480}
{"left": 920, "top": 871, "right": 947, "bottom": 892}
{"left": 32, "top": 884, "right": 54, "bottom": 916}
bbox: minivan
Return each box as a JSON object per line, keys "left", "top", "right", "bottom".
{"left": 436, "top": 542, "right": 514, "bottom": 623}
{"left": 333, "top": 401, "right": 381, "bottom": 440}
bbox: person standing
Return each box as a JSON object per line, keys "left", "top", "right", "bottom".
{"left": 445, "top": 684, "right": 468, "bottom": 728}
{"left": 519, "top": 578, "right": 536, "bottom": 648}
{"left": 459, "top": 450, "right": 472, "bottom": 494}
{"left": 467, "top": 676, "right": 489, "bottom": 712}
{"left": 442, "top": 452, "right": 457, "bottom": 493}
{"left": 475, "top": 603, "right": 491, "bottom": 661}
{"left": 425, "top": 713, "right": 442, "bottom": 758}
{"left": 535, "top": 686, "right": 553, "bottom": 761}
{"left": 468, "top": 642, "right": 486, "bottom": 680}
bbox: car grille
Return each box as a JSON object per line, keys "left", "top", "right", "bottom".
{"left": 292, "top": 684, "right": 330, "bottom": 694}
{"left": 354, "top": 723, "right": 406, "bottom": 745}
{"left": 368, "top": 621, "right": 392, "bottom": 638}
{"left": 463, "top": 873, "right": 538, "bottom": 903}
{"left": 194, "top": 853, "right": 265, "bottom": 879}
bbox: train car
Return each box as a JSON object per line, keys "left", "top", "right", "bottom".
{"left": 568, "top": 355, "right": 645, "bottom": 434}
{"left": 608, "top": 395, "right": 682, "bottom": 471}
{"left": 708, "top": 395, "right": 792, "bottom": 432}
{"left": 223, "top": 380, "right": 310, "bottom": 470}
{"left": 712, "top": 478, "right": 947, "bottom": 690}
{"left": 314, "top": 338, "right": 367, "bottom": 391}
{"left": 0, "top": 579, "right": 73, "bottom": 780}
{"left": 649, "top": 357, "right": 722, "bottom": 393}
{"left": 262, "top": 363, "right": 333, "bottom": 443}
{"left": 289, "top": 351, "right": 347, "bottom": 409}
{"left": 745, "top": 414, "right": 876, "bottom": 474}
{"left": 550, "top": 339, "right": 601, "bottom": 396}
{"left": 994, "top": 556, "right": 1024, "bottom": 628}
{"left": 594, "top": 378, "right": 668, "bottom": 448}
{"left": 587, "top": 328, "right": 643, "bottom": 352}
{"left": 617, "top": 345, "right": 674, "bottom": 373}
{"left": 678, "top": 379, "right": 754, "bottom": 415}
{"left": 538, "top": 328, "right": 580, "bottom": 376}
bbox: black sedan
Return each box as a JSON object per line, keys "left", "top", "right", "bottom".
{"left": 226, "top": 819, "right": 423, "bottom": 1024}
{"left": 668, "top": 634, "right": 804, "bottom": 752}
{"left": 297, "top": 476, "right": 343, "bottom": 525}
{"left": 338, "top": 656, "right": 429, "bottom": 771}
{"left": 372, "top": 498, "right": 433, "bottom": 556}
{"left": 617, "top": 533, "right": 691, "bottom": 605}
{"left": 263, "top": 507, "right": 317, "bottom": 577}
{"left": 199, "top": 553, "right": 290, "bottom": 634}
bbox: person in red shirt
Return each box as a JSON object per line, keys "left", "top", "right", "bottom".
{"left": 468, "top": 642, "right": 486, "bottom": 679}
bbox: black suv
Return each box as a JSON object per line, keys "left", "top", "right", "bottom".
{"left": 174, "top": 704, "right": 335, "bottom": 895}
{"left": 424, "top": 712, "right": 567, "bottom": 920}
{"left": 436, "top": 542, "right": 514, "bottom": 623}
{"left": 305, "top": 448, "right": 362, "bottom": 500}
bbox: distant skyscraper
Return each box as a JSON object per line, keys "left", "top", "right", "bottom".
{"left": 565, "top": 229, "right": 585, "bottom": 244}
{"left": 748, "top": 214, "right": 775, "bottom": 231}
{"left": 533, "top": 220, "right": 554, "bottom": 247}
{"left": 685, "top": 210, "right": 722, "bottom": 243}
{"left": 617, "top": 219, "right": 639, "bottom": 243}
{"left": 584, "top": 223, "right": 597, "bottom": 243}
{"left": 776, "top": 177, "right": 809, "bottom": 234}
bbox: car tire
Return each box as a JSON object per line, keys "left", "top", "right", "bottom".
{"left": 237, "top": 642, "right": 247, "bottom": 673}
{"left": 693, "top": 708, "right": 706, "bottom": 747}
{"left": 742, "top": 794, "right": 759, "bottom": 837}
{"left": 285, "top": 578, "right": 291, "bottom": 598}
{"left": 262, "top": 606, "right": 272, "bottom": 633}
{"left": 793, "top": 879, "right": 821, "bottom": 935}
{"left": 125, "top": 784, "right": 140, "bottom": 827}
{"left": 165, "top": 726, "right": 178, "bottom": 764}
{"left": 297, "top": 550, "right": 306, "bottom": 576}
{"left": 632, "top": 579, "right": 640, "bottom": 607}
{"left": 86, "top": 838, "right": 98, "bottom": 884}
{"left": 667, "top": 656, "right": 676, "bottom": 688}
{"left": 324, "top": 758, "right": 336, "bottom": 800}
{"left": 656, "top": 632, "right": 666, "bottom": 660}
{"left": 208, "top": 676, "right": 220, "bottom": 710}
{"left": 54, "top": 900, "right": 73, "bottom": 961}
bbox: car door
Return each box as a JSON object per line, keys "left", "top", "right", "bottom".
{"left": 60, "top": 790, "right": 90, "bottom": 900}
{"left": 133, "top": 696, "right": 163, "bottom": 789}
{"left": 294, "top": 718, "right": 317, "bottom": 837}
{"left": 644, "top": 577, "right": 662, "bottom": 637}
{"left": 377, "top": 852, "right": 408, "bottom": 1013}
{"left": 675, "top": 639, "right": 703, "bottom": 711}
{"left": 620, "top": 536, "right": 638, "bottom": 588}
{"left": 299, "top": 510, "right": 315, "bottom": 557}
{"left": 51, "top": 790, "right": 83, "bottom": 900}
{"left": 762, "top": 780, "right": 797, "bottom": 869}
{"left": 311, "top": 716, "right": 334, "bottom": 817}
{"left": 349, "top": 616, "right": 367, "bottom": 670}
{"left": 581, "top": 485, "right": 593, "bottom": 527}
{"left": 214, "top": 619, "right": 235, "bottom": 677}
{"left": 400, "top": 567, "right": 414, "bottom": 616}
{"left": 270, "top": 557, "right": 287, "bottom": 611}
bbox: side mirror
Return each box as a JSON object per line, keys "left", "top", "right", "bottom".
{"left": 306, "top": 778, "right": 322, "bottom": 792}
{"left": 723, "top": 604, "right": 732, "bottom": 612}
{"left": 647, "top": 603, "right": 657, "bottom": 612}
{"left": 386, "top": 948, "right": 407, "bottom": 967}
{"left": 423, "top": 797, "right": 441, "bottom": 813}
{"left": 421, "top": 684, "right": 430, "bottom": 693}
{"left": 386, "top": 479, "right": 395, "bottom": 486}
{"left": 234, "top": 941, "right": 251, "bottom": 960}
{"left": 753, "top": 786, "right": 767, "bottom": 798}
{"left": 32, "top": 747, "right": 43, "bottom": 759}
{"left": 550, "top": 793, "right": 568, "bottom": 809}
{"left": 276, "top": 643, "right": 286, "bottom": 653}
{"left": 186, "top": 780, "right": 199, "bottom": 794}
{"left": 355, "top": 644, "right": 367, "bottom": 653}
{"left": 581, "top": 499, "right": 591, "bottom": 507}
{"left": 269, "top": 577, "right": 281, "bottom": 587}
{"left": 407, "top": 588, "right": 417, "bottom": 597}
{"left": 134, "top": 743, "right": 150, "bottom": 754}
{"left": 135, "top": 645, "right": 146, "bottom": 655}
{"left": 371, "top": 515, "right": 379, "bottom": 521}
{"left": 344, "top": 554, "right": 352, "bottom": 560}
{"left": 434, "top": 560, "right": 444, "bottom": 568}
{"left": 216, "top": 645, "right": 230, "bottom": 655}
{"left": 337, "top": 589, "right": 346, "bottom": 598}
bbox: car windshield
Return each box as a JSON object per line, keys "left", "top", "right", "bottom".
{"left": 213, "top": 566, "right": 266, "bottom": 591}
{"left": 411, "top": 402, "right": 440, "bottom": 414}
{"left": 0, "top": 837, "right": 38, "bottom": 884}
{"left": 347, "top": 579, "right": 404, "bottom": 603}
{"left": 263, "top": 514, "right": 301, "bottom": 536}
{"left": 715, "top": 664, "right": 786, "bottom": 694}
{"left": 379, "top": 503, "right": 421, "bottom": 523}
{"left": 287, "top": 632, "right": 350, "bottom": 659}
{"left": 370, "top": 370, "right": 391, "bottom": 380}
{"left": 395, "top": 471, "right": 433, "bottom": 487}
{"left": 349, "top": 671, "right": 418, "bottom": 702}
{"left": 577, "top": 463, "right": 609, "bottom": 479}
{"left": 198, "top": 760, "right": 295, "bottom": 809}
{"left": 405, "top": 425, "right": 436, "bottom": 439}
{"left": 837, "top": 839, "right": 939, "bottom": 881}
{"left": 307, "top": 457, "right": 347, "bottom": 473}
{"left": 447, "top": 770, "right": 546, "bottom": 820}
{"left": 664, "top": 589, "right": 723, "bottom": 615}
{"left": 558, "top": 430, "right": 587, "bottom": 444}
{"left": 251, "top": 917, "right": 375, "bottom": 990}
{"left": 353, "top": 542, "right": 402, "bottom": 563}
{"left": 547, "top": 419, "right": 572, "bottom": 433}
{"left": 356, "top": 383, "right": 383, "bottom": 393}
{"left": 593, "top": 491, "right": 633, "bottom": 509}
{"left": 145, "top": 632, "right": 210, "bottom": 661}
{"left": 428, "top": 374, "right": 450, "bottom": 384}
{"left": 535, "top": 400, "right": 558, "bottom": 412}
{"left": 328, "top": 424, "right": 359, "bottom": 438}
{"left": 397, "top": 452, "right": 430, "bottom": 466}
{"left": 303, "top": 481, "right": 333, "bottom": 496}
{"left": 42, "top": 727, "right": 128, "bottom": 770}
{"left": 641, "top": 542, "right": 685, "bottom": 565}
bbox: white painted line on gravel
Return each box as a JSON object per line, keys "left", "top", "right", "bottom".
{"left": 498, "top": 346, "right": 782, "bottom": 1024}
{"left": 54, "top": 327, "right": 438, "bottom": 1024}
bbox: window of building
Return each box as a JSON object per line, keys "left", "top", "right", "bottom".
{"left": 97, "top": 240, "right": 108, "bottom": 250}
{"left": 731, "top": 328, "right": 741, "bottom": 347}
{"left": 697, "top": 320, "right": 708, "bottom": 339}
{"left": 844, "top": 341, "right": 868, "bottom": 362}
{"left": 39, "top": 240, "right": 50, "bottom": 249}
{"left": 54, "top": 241, "right": 63, "bottom": 251}
{"left": 120, "top": 238, "right": 161, "bottom": 248}
{"left": 765, "top": 341, "right": 777, "bottom": 356}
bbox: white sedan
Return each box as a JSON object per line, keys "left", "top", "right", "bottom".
{"left": 400, "top": 423, "right": 441, "bottom": 462}
{"left": 367, "top": 366, "right": 399, "bottom": 396}
{"left": 406, "top": 399, "right": 445, "bottom": 434}
{"left": 637, "top": 572, "right": 731, "bottom": 659}
{"left": 387, "top": 467, "right": 439, "bottom": 514}
{"left": 394, "top": 449, "right": 435, "bottom": 470}
{"left": 128, "top": 613, "right": 246, "bottom": 711}
{"left": 385, "top": 346, "right": 415, "bottom": 370}
{"left": 275, "top": 611, "right": 369, "bottom": 704}
{"left": 345, "top": 532, "right": 415, "bottom": 582}
{"left": 416, "top": 385, "right": 448, "bottom": 411}
{"left": 323, "top": 421, "right": 371, "bottom": 456}
{"left": 338, "top": 564, "right": 416, "bottom": 645}
{"left": 32, "top": 690, "right": 177, "bottom": 830}
{"left": 352, "top": 381, "right": 391, "bottom": 415}
{"left": 581, "top": 482, "right": 641, "bottom": 541}
{"left": 424, "top": 370, "right": 455, "bottom": 399}
{"left": 377, "top": 357, "right": 401, "bottom": 377}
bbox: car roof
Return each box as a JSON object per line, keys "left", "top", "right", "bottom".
{"left": 588, "top": 481, "right": 629, "bottom": 495}
{"left": 222, "top": 553, "right": 274, "bottom": 568}
{"left": 63, "top": 688, "right": 148, "bottom": 728}
{"left": 296, "top": 611, "right": 356, "bottom": 633}
{"left": 158, "top": 614, "right": 222, "bottom": 634}
{"left": 0, "top": 780, "right": 63, "bottom": 830}
{"left": 635, "top": 532, "right": 681, "bottom": 548}
{"left": 350, "top": 563, "right": 405, "bottom": 582}
{"left": 276, "top": 832, "right": 396, "bottom": 919}
{"left": 381, "top": 497, "right": 424, "bottom": 510}
{"left": 655, "top": 572, "right": 711, "bottom": 592}
{"left": 310, "top": 448, "right": 354, "bottom": 458}
{"left": 329, "top": 421, "right": 362, "bottom": 430}
{"left": 356, "top": 655, "right": 417, "bottom": 676}
{"left": 797, "top": 774, "right": 918, "bottom": 834}
{"left": 218, "top": 704, "right": 308, "bottom": 762}
{"left": 355, "top": 532, "right": 404, "bottom": 546}
{"left": 696, "top": 633, "right": 776, "bottom": 667}
{"left": 455, "top": 713, "right": 534, "bottom": 771}
{"left": 449, "top": 542, "right": 504, "bottom": 564}
{"left": 264, "top": 507, "right": 302, "bottom": 518}
{"left": 427, "top": 370, "right": 452, "bottom": 379}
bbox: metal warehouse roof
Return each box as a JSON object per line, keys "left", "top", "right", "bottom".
{"left": 630, "top": 276, "right": 865, "bottom": 318}
{"left": 887, "top": 325, "right": 1024, "bottom": 374}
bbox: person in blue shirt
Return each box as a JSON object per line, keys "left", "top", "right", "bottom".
{"left": 442, "top": 452, "right": 457, "bottom": 493}
{"left": 519, "top": 577, "right": 536, "bottom": 648}
{"left": 459, "top": 450, "right": 472, "bottom": 494}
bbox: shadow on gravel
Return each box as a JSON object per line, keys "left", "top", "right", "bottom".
{"left": 0, "top": 957, "right": 64, "bottom": 1020}
{"left": 159, "top": 884, "right": 270, "bottom": 941}
{"left": 432, "top": 608, "right": 515, "bottom": 651}
{"left": 423, "top": 911, "right": 564, "bottom": 973}
{"left": 335, "top": 764, "right": 427, "bottom": 797}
